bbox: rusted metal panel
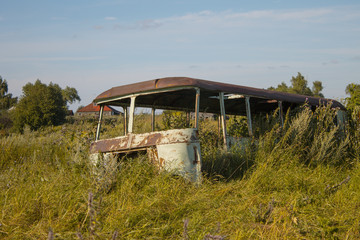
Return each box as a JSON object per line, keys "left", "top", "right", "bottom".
{"left": 90, "top": 128, "right": 199, "bottom": 154}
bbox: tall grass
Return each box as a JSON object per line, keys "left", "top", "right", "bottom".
{"left": 0, "top": 106, "right": 359, "bottom": 239}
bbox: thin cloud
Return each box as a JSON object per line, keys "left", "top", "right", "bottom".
{"left": 189, "top": 65, "right": 199, "bottom": 69}
{"left": 105, "top": 17, "right": 117, "bottom": 21}
{"left": 159, "top": 9, "right": 334, "bottom": 22}
{"left": 108, "top": 7, "right": 354, "bottom": 33}
{"left": 93, "top": 25, "right": 104, "bottom": 30}
{"left": 113, "top": 19, "right": 162, "bottom": 30}
{"left": 0, "top": 56, "right": 103, "bottom": 62}
{"left": 51, "top": 17, "right": 67, "bottom": 21}
{"left": 322, "top": 60, "right": 339, "bottom": 65}
{"left": 159, "top": 7, "right": 346, "bottom": 27}
{"left": 138, "top": 19, "right": 162, "bottom": 29}
{"left": 351, "top": 56, "right": 360, "bottom": 61}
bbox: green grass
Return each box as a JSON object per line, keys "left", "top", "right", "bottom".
{"left": 1, "top": 106, "right": 360, "bottom": 239}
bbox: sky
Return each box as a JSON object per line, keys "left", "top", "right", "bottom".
{"left": 1, "top": 0, "right": 360, "bottom": 111}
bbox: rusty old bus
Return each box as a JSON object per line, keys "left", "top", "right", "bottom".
{"left": 90, "top": 77, "right": 346, "bottom": 181}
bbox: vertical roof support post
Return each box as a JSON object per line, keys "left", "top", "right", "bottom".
{"left": 95, "top": 105, "right": 104, "bottom": 140}
{"left": 337, "top": 109, "right": 346, "bottom": 137}
{"left": 278, "top": 100, "right": 284, "bottom": 127}
{"left": 151, "top": 107, "right": 155, "bottom": 132}
{"left": 128, "top": 96, "right": 136, "bottom": 134}
{"left": 123, "top": 106, "right": 128, "bottom": 135}
{"left": 217, "top": 114, "right": 221, "bottom": 138}
{"left": 219, "top": 92, "right": 228, "bottom": 150}
{"left": 194, "top": 88, "right": 200, "bottom": 129}
{"left": 245, "top": 96, "right": 253, "bottom": 137}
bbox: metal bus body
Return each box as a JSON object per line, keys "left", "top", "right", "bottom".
{"left": 90, "top": 77, "right": 346, "bottom": 181}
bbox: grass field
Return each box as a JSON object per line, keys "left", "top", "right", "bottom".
{"left": 1, "top": 106, "right": 360, "bottom": 239}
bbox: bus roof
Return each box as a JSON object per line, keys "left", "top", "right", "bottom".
{"left": 93, "top": 77, "right": 346, "bottom": 113}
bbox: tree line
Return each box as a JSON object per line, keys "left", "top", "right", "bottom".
{"left": 0, "top": 77, "right": 80, "bottom": 133}
{"left": 0, "top": 73, "right": 359, "bottom": 133}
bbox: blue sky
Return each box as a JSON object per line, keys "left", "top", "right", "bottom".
{"left": 1, "top": 0, "right": 360, "bottom": 110}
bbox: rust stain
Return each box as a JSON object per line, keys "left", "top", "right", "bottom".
{"left": 138, "top": 133, "right": 162, "bottom": 146}
{"left": 159, "top": 157, "right": 165, "bottom": 167}
{"left": 90, "top": 129, "right": 197, "bottom": 154}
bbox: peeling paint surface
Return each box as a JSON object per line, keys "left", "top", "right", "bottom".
{"left": 157, "top": 142, "right": 202, "bottom": 182}
{"left": 90, "top": 128, "right": 202, "bottom": 182}
{"left": 90, "top": 128, "right": 199, "bottom": 153}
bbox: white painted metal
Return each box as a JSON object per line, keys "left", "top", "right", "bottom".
{"left": 95, "top": 105, "right": 104, "bottom": 140}
{"left": 245, "top": 96, "right": 253, "bottom": 136}
{"left": 151, "top": 108, "right": 155, "bottom": 132}
{"left": 128, "top": 96, "right": 136, "bottom": 133}
{"left": 219, "top": 92, "right": 228, "bottom": 149}
{"left": 194, "top": 88, "right": 200, "bottom": 129}
{"left": 157, "top": 141, "right": 202, "bottom": 183}
{"left": 278, "top": 101, "right": 284, "bottom": 127}
{"left": 123, "top": 106, "right": 128, "bottom": 135}
{"left": 337, "top": 110, "right": 346, "bottom": 135}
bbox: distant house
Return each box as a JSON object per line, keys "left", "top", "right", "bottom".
{"left": 76, "top": 103, "right": 121, "bottom": 116}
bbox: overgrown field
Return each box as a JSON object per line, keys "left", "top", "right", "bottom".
{"left": 1, "top": 106, "right": 360, "bottom": 239}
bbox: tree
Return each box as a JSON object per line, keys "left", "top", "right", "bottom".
{"left": 269, "top": 72, "right": 324, "bottom": 97}
{"left": 345, "top": 83, "right": 360, "bottom": 112}
{"left": 312, "top": 81, "right": 324, "bottom": 98}
{"left": 0, "top": 76, "right": 17, "bottom": 110}
{"left": 13, "top": 80, "right": 80, "bottom": 132}
{"left": 62, "top": 86, "right": 81, "bottom": 104}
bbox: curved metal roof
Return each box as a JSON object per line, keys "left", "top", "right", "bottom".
{"left": 93, "top": 77, "right": 346, "bottom": 111}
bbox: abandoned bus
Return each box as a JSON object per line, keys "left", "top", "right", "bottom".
{"left": 90, "top": 77, "right": 346, "bottom": 182}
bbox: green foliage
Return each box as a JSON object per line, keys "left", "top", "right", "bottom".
{"left": 346, "top": 106, "right": 360, "bottom": 160}
{"left": 62, "top": 86, "right": 81, "bottom": 104}
{"left": 312, "top": 80, "right": 324, "bottom": 98}
{"left": 0, "top": 111, "right": 13, "bottom": 134}
{"left": 259, "top": 104, "right": 349, "bottom": 167}
{"left": 161, "top": 110, "right": 189, "bottom": 130}
{"left": 269, "top": 72, "right": 324, "bottom": 97}
{"left": 0, "top": 76, "right": 17, "bottom": 110}
{"left": 345, "top": 83, "right": 360, "bottom": 112}
{"left": 13, "top": 80, "right": 80, "bottom": 132}
{"left": 227, "top": 116, "right": 249, "bottom": 137}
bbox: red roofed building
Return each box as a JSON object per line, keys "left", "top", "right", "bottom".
{"left": 76, "top": 103, "right": 121, "bottom": 116}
